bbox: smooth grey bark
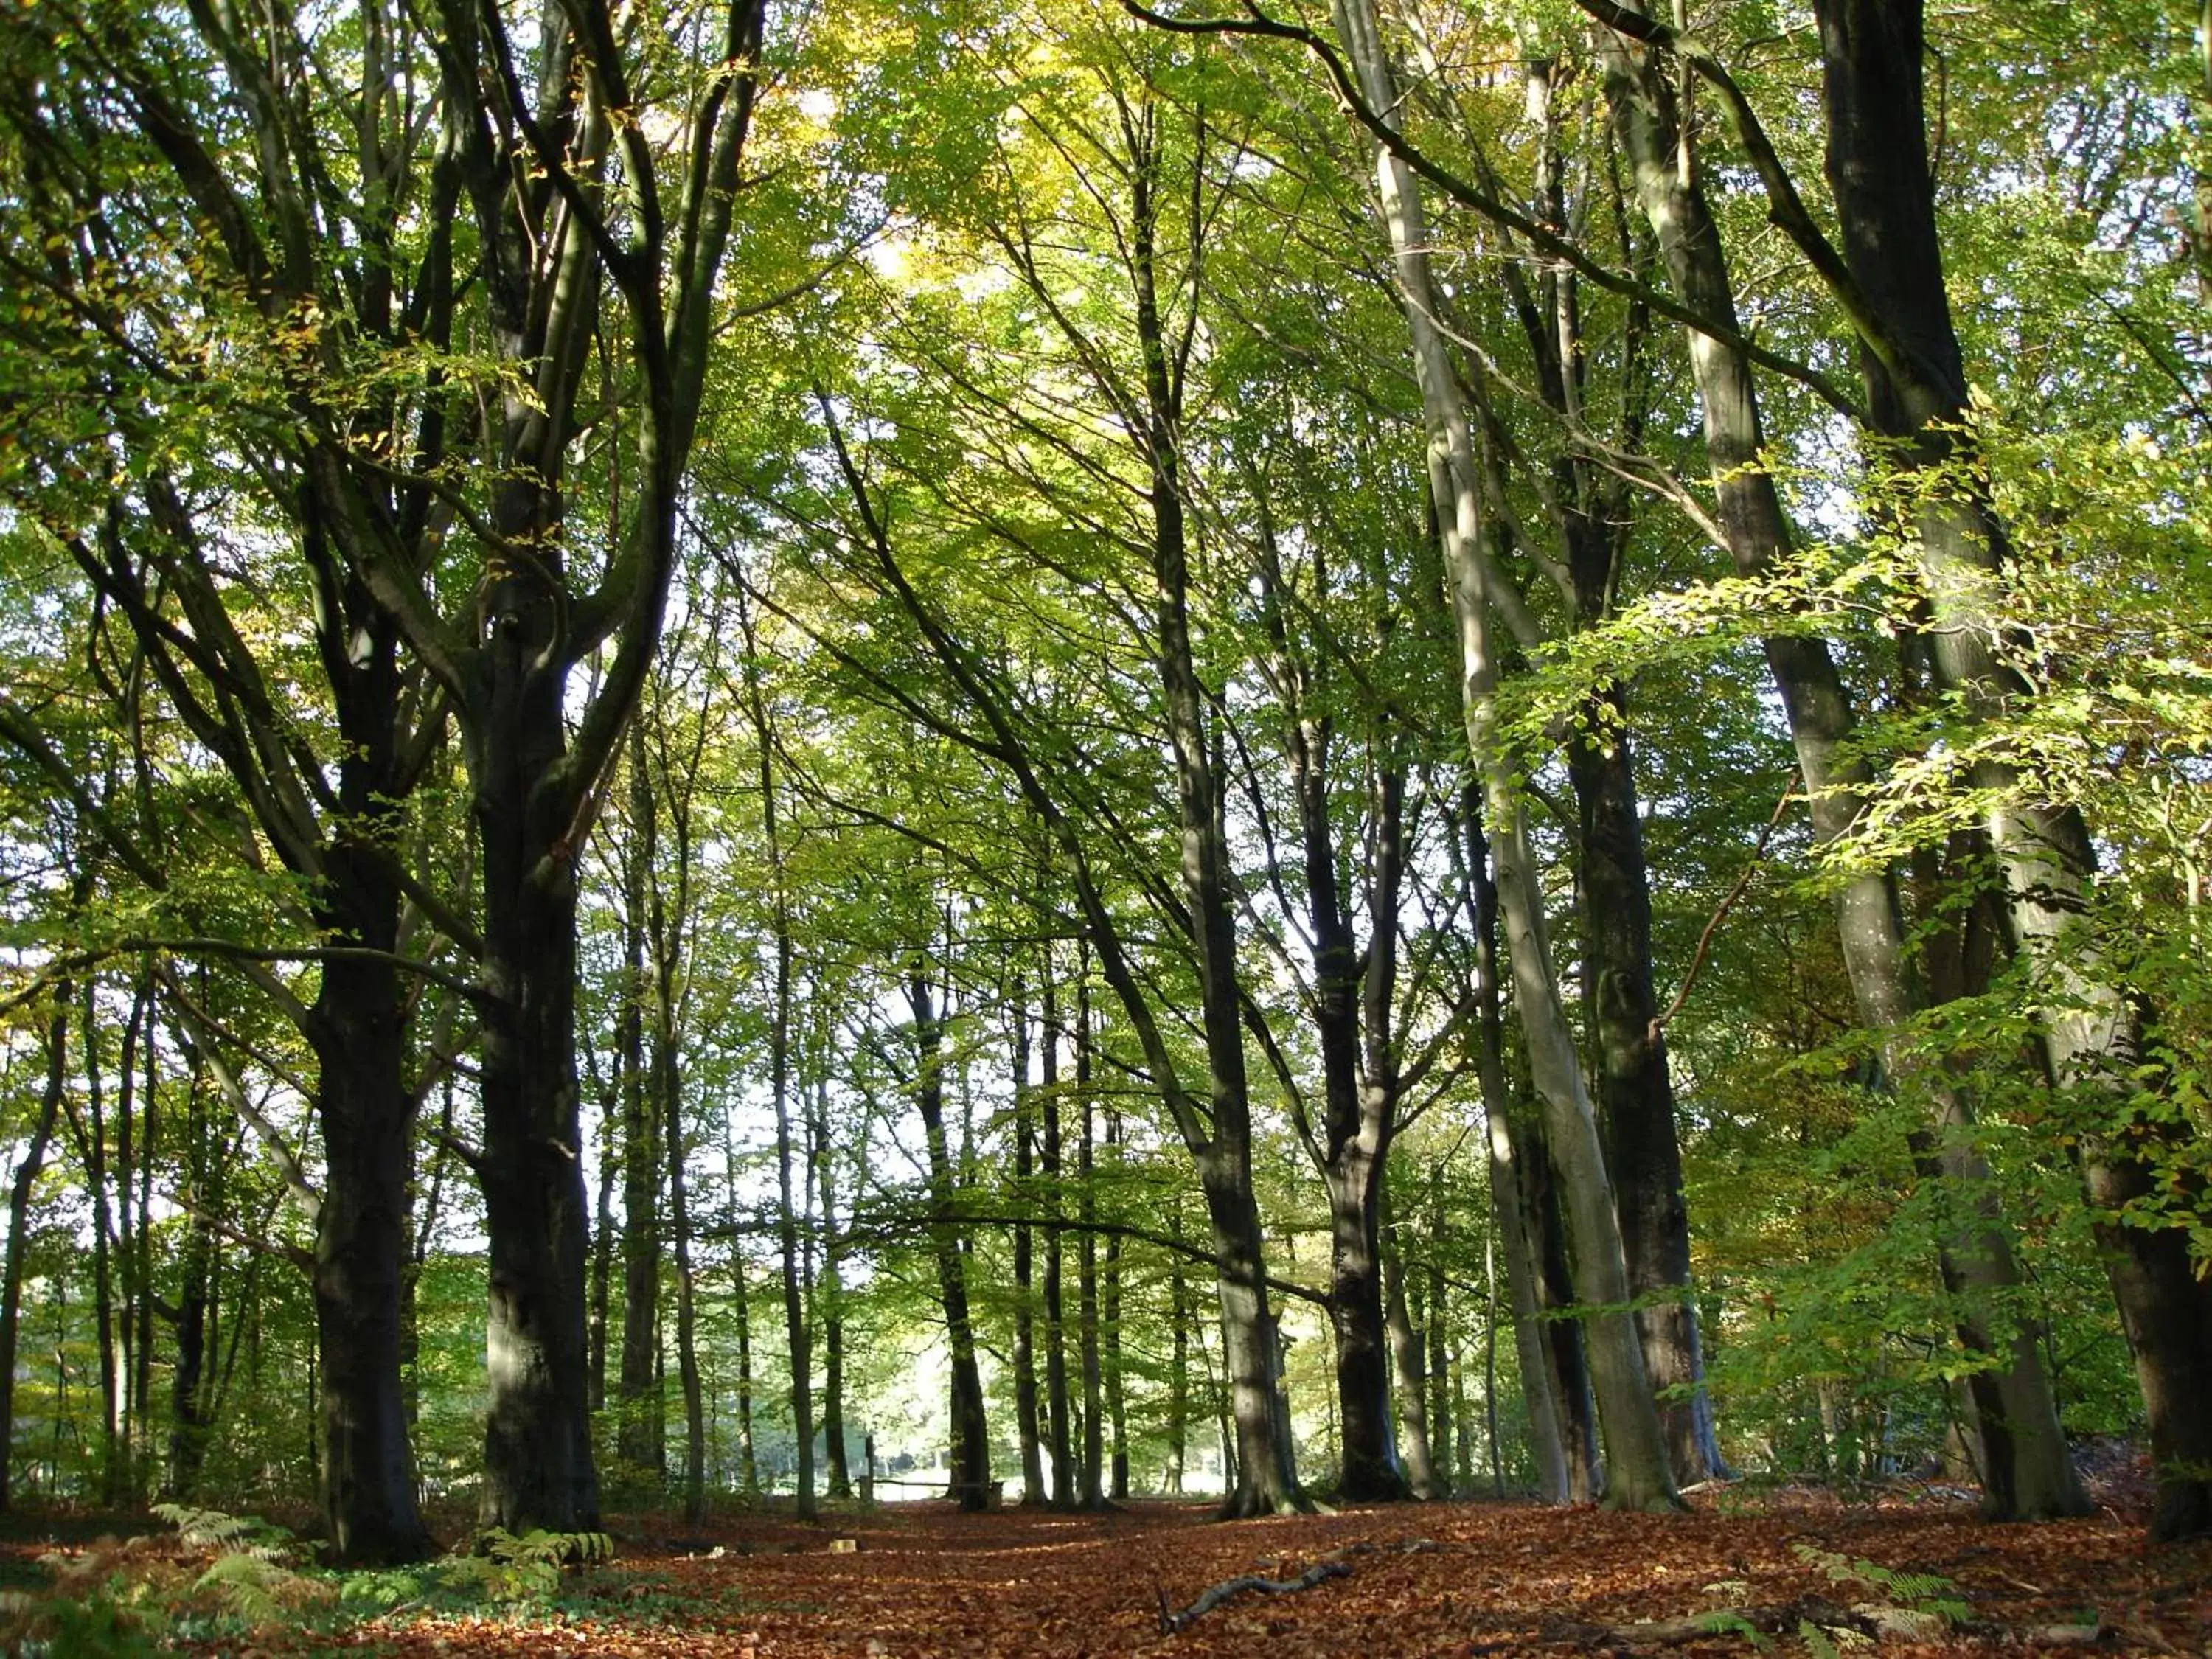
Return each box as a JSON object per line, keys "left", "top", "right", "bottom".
{"left": 1424, "top": 1165, "right": 1453, "bottom": 1494}
{"left": 742, "top": 627, "right": 815, "bottom": 1523}
{"left": 1332, "top": 0, "right": 1677, "bottom": 1510}
{"left": 911, "top": 970, "right": 992, "bottom": 1511}
{"left": 1009, "top": 986, "right": 1046, "bottom": 1506}
{"left": 1166, "top": 1199, "right": 1191, "bottom": 1495}
{"left": 1077, "top": 981, "right": 1105, "bottom": 1510}
{"left": 811, "top": 1068, "right": 852, "bottom": 1500}
{"left": 1467, "top": 802, "right": 1571, "bottom": 1503}
{"left": 1382, "top": 1212, "right": 1441, "bottom": 1498}
{"left": 1040, "top": 963, "right": 1075, "bottom": 1508}
{"left": 1104, "top": 1110, "right": 1130, "bottom": 1503}
{"left": 1590, "top": 9, "right": 2083, "bottom": 1523}
{"left": 1812, "top": 0, "right": 2210, "bottom": 1540}
{"left": 1492, "top": 60, "right": 1722, "bottom": 1483}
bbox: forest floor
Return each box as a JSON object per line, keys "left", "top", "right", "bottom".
{"left": 3, "top": 1482, "right": 2208, "bottom": 1656}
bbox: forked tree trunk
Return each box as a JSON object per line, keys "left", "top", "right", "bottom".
{"left": 1591, "top": 6, "right": 2084, "bottom": 1523}
{"left": 470, "top": 630, "right": 599, "bottom": 1531}
{"left": 1814, "top": 0, "right": 2210, "bottom": 1540}
{"left": 1130, "top": 122, "right": 1306, "bottom": 1516}
{"left": 1332, "top": 0, "right": 1679, "bottom": 1511}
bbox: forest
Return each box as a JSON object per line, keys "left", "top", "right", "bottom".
{"left": 0, "top": 0, "right": 2208, "bottom": 1646}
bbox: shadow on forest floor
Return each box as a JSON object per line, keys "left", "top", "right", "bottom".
{"left": 0, "top": 1484, "right": 2205, "bottom": 1655}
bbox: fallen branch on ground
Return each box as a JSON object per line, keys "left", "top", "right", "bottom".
{"left": 1509, "top": 1596, "right": 1872, "bottom": 1651}
{"left": 1469, "top": 1597, "right": 2137, "bottom": 1653}
{"left": 1155, "top": 1559, "right": 1351, "bottom": 1633}
{"left": 1154, "top": 1538, "right": 1439, "bottom": 1635}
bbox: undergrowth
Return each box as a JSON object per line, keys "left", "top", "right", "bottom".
{"left": 0, "top": 1506, "right": 629, "bottom": 1655}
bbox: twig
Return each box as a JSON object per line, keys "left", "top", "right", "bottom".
{"left": 1650, "top": 771, "right": 1797, "bottom": 1040}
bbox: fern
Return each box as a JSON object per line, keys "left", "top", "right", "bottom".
{"left": 192, "top": 1551, "right": 298, "bottom": 1624}
{"left": 339, "top": 1567, "right": 428, "bottom": 1610}
{"left": 1697, "top": 1608, "right": 1772, "bottom": 1649}
{"left": 151, "top": 1503, "right": 299, "bottom": 1565}
{"left": 1791, "top": 1543, "right": 1970, "bottom": 1628}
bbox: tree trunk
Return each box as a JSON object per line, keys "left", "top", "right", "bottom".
{"left": 1129, "top": 122, "right": 1306, "bottom": 1517}
{"left": 1382, "top": 1217, "right": 1440, "bottom": 1498}
{"left": 1565, "top": 714, "right": 1722, "bottom": 1483}
{"left": 70, "top": 984, "right": 128, "bottom": 1503}
{"left": 1425, "top": 1164, "right": 1453, "bottom": 1495}
{"left": 1104, "top": 1108, "right": 1129, "bottom": 1503}
{"left": 1333, "top": 0, "right": 1678, "bottom": 1512}
{"left": 588, "top": 1093, "right": 615, "bottom": 1418}
{"left": 1470, "top": 803, "right": 1571, "bottom": 1502}
{"left": 313, "top": 947, "right": 437, "bottom": 1561}
{"left": 1105, "top": 1224, "right": 1129, "bottom": 1502}
{"left": 1591, "top": 7, "right": 2083, "bottom": 1523}
{"left": 1077, "top": 991, "right": 1105, "bottom": 1509}
{"left": 1009, "top": 989, "right": 1046, "bottom": 1505}
{"left": 731, "top": 1249, "right": 759, "bottom": 1496}
{"left": 0, "top": 991, "right": 68, "bottom": 1515}
{"left": 1509, "top": 58, "right": 1719, "bottom": 1488}
{"left": 616, "top": 746, "right": 664, "bottom": 1481}
{"left": 658, "top": 961, "right": 705, "bottom": 1526}
{"left": 1529, "top": 1130, "right": 1602, "bottom": 1502}
{"left": 473, "top": 669, "right": 599, "bottom": 1531}
{"left": 1166, "top": 1199, "right": 1190, "bottom": 1497}
{"left": 912, "top": 971, "right": 992, "bottom": 1511}
{"left": 1815, "top": 0, "right": 2209, "bottom": 1540}
{"left": 1040, "top": 960, "right": 1075, "bottom": 1507}
{"left": 1195, "top": 1148, "right": 1302, "bottom": 1514}
{"left": 164, "top": 1029, "right": 215, "bottom": 1502}
{"left": 812, "top": 1069, "right": 852, "bottom": 1500}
